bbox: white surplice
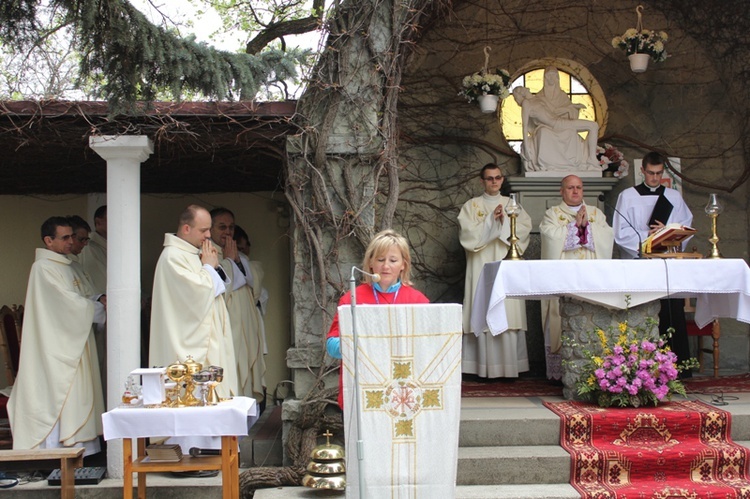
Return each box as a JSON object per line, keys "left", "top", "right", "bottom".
{"left": 9, "top": 249, "right": 104, "bottom": 452}
{"left": 539, "top": 202, "right": 613, "bottom": 379}
{"left": 214, "top": 242, "right": 266, "bottom": 401}
{"left": 80, "top": 231, "right": 107, "bottom": 295}
{"left": 339, "top": 303, "right": 462, "bottom": 499}
{"left": 458, "top": 193, "right": 532, "bottom": 378}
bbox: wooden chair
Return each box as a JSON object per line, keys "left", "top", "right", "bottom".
{"left": 0, "top": 305, "right": 22, "bottom": 386}
{"left": 684, "top": 298, "right": 720, "bottom": 378}
{"left": 0, "top": 305, "right": 22, "bottom": 448}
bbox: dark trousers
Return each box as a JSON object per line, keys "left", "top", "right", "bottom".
{"left": 659, "top": 298, "right": 692, "bottom": 377}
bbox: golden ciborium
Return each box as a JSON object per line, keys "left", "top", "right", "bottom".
{"left": 166, "top": 360, "right": 187, "bottom": 407}
{"left": 181, "top": 356, "right": 203, "bottom": 407}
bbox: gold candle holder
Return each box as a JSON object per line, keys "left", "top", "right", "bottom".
{"left": 705, "top": 193, "right": 723, "bottom": 259}
{"left": 504, "top": 193, "right": 524, "bottom": 260}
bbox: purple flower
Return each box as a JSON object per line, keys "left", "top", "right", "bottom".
{"left": 641, "top": 340, "right": 656, "bottom": 352}
{"left": 613, "top": 345, "right": 624, "bottom": 355}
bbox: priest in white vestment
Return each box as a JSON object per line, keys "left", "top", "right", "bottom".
{"left": 458, "top": 164, "right": 532, "bottom": 378}
{"left": 9, "top": 217, "right": 105, "bottom": 455}
{"left": 149, "top": 205, "right": 239, "bottom": 400}
{"left": 540, "top": 175, "right": 613, "bottom": 379}
{"left": 210, "top": 209, "right": 266, "bottom": 403}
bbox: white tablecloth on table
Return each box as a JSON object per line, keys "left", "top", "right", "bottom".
{"left": 102, "top": 396, "right": 257, "bottom": 440}
{"left": 471, "top": 259, "right": 750, "bottom": 336}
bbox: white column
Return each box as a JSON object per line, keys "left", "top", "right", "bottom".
{"left": 89, "top": 135, "right": 153, "bottom": 479}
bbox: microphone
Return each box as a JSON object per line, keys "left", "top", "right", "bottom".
{"left": 350, "top": 267, "right": 380, "bottom": 283}
{"left": 189, "top": 447, "right": 221, "bottom": 457}
{"left": 598, "top": 193, "right": 643, "bottom": 259}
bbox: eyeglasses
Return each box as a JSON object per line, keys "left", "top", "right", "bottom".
{"left": 55, "top": 234, "right": 74, "bottom": 241}
{"left": 643, "top": 170, "right": 664, "bottom": 176}
{"left": 76, "top": 236, "right": 91, "bottom": 243}
{"left": 483, "top": 175, "right": 503, "bottom": 181}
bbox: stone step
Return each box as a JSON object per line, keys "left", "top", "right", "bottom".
{"left": 254, "top": 484, "right": 581, "bottom": 498}
{"left": 457, "top": 445, "right": 569, "bottom": 485}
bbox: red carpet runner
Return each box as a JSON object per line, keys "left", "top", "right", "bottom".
{"left": 544, "top": 400, "right": 750, "bottom": 498}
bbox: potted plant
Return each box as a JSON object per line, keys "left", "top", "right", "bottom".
{"left": 459, "top": 68, "right": 511, "bottom": 113}
{"left": 596, "top": 143, "right": 629, "bottom": 179}
{"left": 612, "top": 28, "right": 669, "bottom": 72}
{"left": 565, "top": 314, "right": 698, "bottom": 408}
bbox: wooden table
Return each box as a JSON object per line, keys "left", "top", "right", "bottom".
{"left": 102, "top": 397, "right": 256, "bottom": 499}
{"left": 122, "top": 434, "right": 238, "bottom": 499}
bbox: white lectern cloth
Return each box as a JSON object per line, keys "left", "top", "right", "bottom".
{"left": 339, "top": 303, "right": 463, "bottom": 499}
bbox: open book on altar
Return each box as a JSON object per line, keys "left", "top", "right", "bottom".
{"left": 642, "top": 223, "right": 697, "bottom": 254}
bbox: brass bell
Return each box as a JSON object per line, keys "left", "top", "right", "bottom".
{"left": 302, "top": 429, "right": 346, "bottom": 491}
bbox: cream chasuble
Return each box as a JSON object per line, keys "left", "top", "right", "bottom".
{"left": 339, "top": 303, "right": 462, "bottom": 499}
{"left": 150, "top": 234, "right": 238, "bottom": 398}
{"left": 214, "top": 243, "right": 266, "bottom": 401}
{"left": 80, "top": 231, "right": 107, "bottom": 295}
{"left": 458, "top": 193, "right": 532, "bottom": 378}
{"left": 9, "top": 249, "right": 104, "bottom": 450}
{"left": 540, "top": 202, "right": 613, "bottom": 378}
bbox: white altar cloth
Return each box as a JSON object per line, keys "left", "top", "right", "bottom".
{"left": 102, "top": 396, "right": 257, "bottom": 440}
{"left": 471, "top": 259, "right": 750, "bottom": 336}
{"left": 339, "top": 303, "right": 463, "bottom": 499}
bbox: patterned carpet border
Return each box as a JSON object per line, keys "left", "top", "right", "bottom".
{"left": 461, "top": 373, "right": 750, "bottom": 398}
{"left": 544, "top": 399, "right": 750, "bottom": 498}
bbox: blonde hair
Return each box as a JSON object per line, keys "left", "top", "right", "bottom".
{"left": 361, "top": 229, "right": 414, "bottom": 286}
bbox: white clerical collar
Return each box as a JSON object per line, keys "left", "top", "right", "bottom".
{"left": 482, "top": 192, "right": 502, "bottom": 201}
{"left": 645, "top": 184, "right": 659, "bottom": 193}
{"left": 566, "top": 203, "right": 583, "bottom": 213}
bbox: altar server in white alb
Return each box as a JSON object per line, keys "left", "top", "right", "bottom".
{"left": 9, "top": 217, "right": 106, "bottom": 454}
{"left": 614, "top": 152, "right": 693, "bottom": 371}
{"left": 149, "top": 205, "right": 239, "bottom": 398}
{"left": 209, "top": 208, "right": 266, "bottom": 403}
{"left": 540, "top": 175, "right": 613, "bottom": 379}
{"left": 458, "top": 163, "right": 532, "bottom": 379}
{"left": 80, "top": 205, "right": 107, "bottom": 295}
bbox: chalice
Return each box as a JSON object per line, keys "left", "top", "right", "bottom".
{"left": 207, "top": 365, "right": 224, "bottom": 405}
{"left": 192, "top": 370, "right": 213, "bottom": 406}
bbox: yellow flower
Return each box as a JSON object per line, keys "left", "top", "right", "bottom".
{"left": 618, "top": 322, "right": 628, "bottom": 333}
{"left": 618, "top": 334, "right": 627, "bottom": 346}
{"left": 592, "top": 356, "right": 603, "bottom": 366}
{"left": 587, "top": 375, "right": 596, "bottom": 387}
{"left": 597, "top": 329, "right": 607, "bottom": 348}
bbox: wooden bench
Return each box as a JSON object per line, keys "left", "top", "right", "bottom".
{"left": 0, "top": 447, "right": 84, "bottom": 498}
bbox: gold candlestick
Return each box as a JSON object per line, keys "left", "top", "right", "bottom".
{"left": 504, "top": 193, "right": 524, "bottom": 260}
{"left": 705, "top": 193, "right": 723, "bottom": 259}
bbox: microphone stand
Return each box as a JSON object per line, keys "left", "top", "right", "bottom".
{"left": 349, "top": 268, "right": 366, "bottom": 498}
{"left": 599, "top": 194, "right": 643, "bottom": 259}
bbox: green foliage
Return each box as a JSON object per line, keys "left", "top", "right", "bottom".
{"left": 0, "top": 0, "right": 313, "bottom": 111}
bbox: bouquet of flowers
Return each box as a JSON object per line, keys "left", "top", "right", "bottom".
{"left": 612, "top": 28, "right": 669, "bottom": 63}
{"left": 569, "top": 315, "right": 698, "bottom": 408}
{"left": 459, "top": 69, "right": 511, "bottom": 103}
{"left": 597, "top": 143, "right": 629, "bottom": 179}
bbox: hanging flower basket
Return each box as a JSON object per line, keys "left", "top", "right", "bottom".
{"left": 459, "top": 47, "right": 510, "bottom": 113}
{"left": 477, "top": 94, "right": 500, "bottom": 113}
{"left": 628, "top": 53, "right": 650, "bottom": 73}
{"left": 612, "top": 5, "right": 668, "bottom": 72}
